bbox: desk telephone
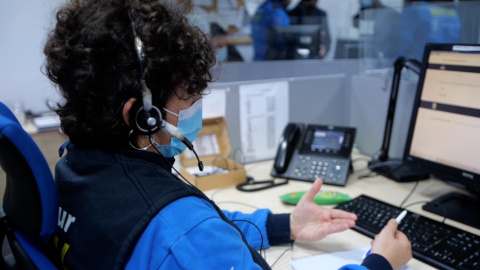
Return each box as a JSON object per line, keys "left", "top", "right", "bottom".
{"left": 271, "top": 123, "right": 356, "bottom": 186}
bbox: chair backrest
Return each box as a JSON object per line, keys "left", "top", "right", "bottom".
{"left": 0, "top": 101, "right": 58, "bottom": 269}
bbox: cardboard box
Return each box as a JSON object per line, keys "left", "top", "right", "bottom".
{"left": 179, "top": 117, "right": 246, "bottom": 191}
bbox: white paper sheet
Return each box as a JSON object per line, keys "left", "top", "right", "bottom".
{"left": 290, "top": 246, "right": 413, "bottom": 270}
{"left": 239, "top": 81, "right": 289, "bottom": 162}
{"left": 184, "top": 134, "right": 220, "bottom": 159}
{"left": 203, "top": 88, "right": 226, "bottom": 119}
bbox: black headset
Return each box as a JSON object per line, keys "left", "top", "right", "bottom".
{"left": 127, "top": 11, "right": 163, "bottom": 136}
{"left": 127, "top": 10, "right": 203, "bottom": 171}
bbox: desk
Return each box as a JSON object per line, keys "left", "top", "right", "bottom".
{"left": 203, "top": 158, "right": 480, "bottom": 270}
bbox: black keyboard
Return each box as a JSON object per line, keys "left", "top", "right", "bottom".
{"left": 335, "top": 195, "right": 480, "bottom": 270}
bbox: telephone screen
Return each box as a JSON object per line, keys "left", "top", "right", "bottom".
{"left": 311, "top": 130, "right": 344, "bottom": 151}
{"left": 299, "top": 125, "right": 355, "bottom": 157}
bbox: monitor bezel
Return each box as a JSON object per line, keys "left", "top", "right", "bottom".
{"left": 402, "top": 43, "right": 480, "bottom": 195}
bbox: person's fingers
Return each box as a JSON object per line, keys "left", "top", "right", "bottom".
{"left": 302, "top": 178, "right": 323, "bottom": 202}
{"left": 326, "top": 219, "right": 356, "bottom": 234}
{"left": 329, "top": 208, "right": 358, "bottom": 221}
{"left": 395, "top": 230, "right": 409, "bottom": 241}
{"left": 382, "top": 219, "right": 399, "bottom": 235}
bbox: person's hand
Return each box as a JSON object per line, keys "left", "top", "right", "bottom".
{"left": 318, "top": 44, "right": 327, "bottom": 58}
{"left": 290, "top": 178, "right": 357, "bottom": 241}
{"left": 370, "top": 219, "right": 412, "bottom": 269}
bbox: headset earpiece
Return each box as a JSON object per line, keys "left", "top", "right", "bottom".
{"left": 130, "top": 102, "right": 163, "bottom": 135}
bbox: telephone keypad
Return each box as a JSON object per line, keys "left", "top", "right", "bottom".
{"left": 292, "top": 155, "right": 349, "bottom": 186}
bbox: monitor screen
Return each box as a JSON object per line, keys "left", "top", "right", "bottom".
{"left": 403, "top": 43, "right": 480, "bottom": 228}
{"left": 405, "top": 44, "right": 480, "bottom": 189}
{"left": 265, "top": 25, "right": 323, "bottom": 60}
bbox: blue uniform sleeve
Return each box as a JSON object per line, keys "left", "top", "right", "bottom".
{"left": 164, "top": 216, "right": 265, "bottom": 269}
{"left": 127, "top": 197, "right": 267, "bottom": 269}
{"left": 340, "top": 254, "right": 393, "bottom": 270}
{"left": 222, "top": 211, "right": 293, "bottom": 249}
{"left": 222, "top": 209, "right": 272, "bottom": 249}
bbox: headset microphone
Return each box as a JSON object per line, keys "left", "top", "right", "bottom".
{"left": 161, "top": 122, "right": 204, "bottom": 171}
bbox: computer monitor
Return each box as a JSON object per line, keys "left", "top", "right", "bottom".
{"left": 402, "top": 43, "right": 480, "bottom": 229}
{"left": 265, "top": 25, "right": 323, "bottom": 60}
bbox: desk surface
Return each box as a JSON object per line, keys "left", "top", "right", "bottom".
{"left": 203, "top": 158, "right": 480, "bottom": 270}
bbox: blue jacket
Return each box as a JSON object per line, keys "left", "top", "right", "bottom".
{"left": 251, "top": 0, "right": 290, "bottom": 61}
{"left": 126, "top": 195, "right": 392, "bottom": 269}
{"left": 55, "top": 144, "right": 391, "bottom": 269}
{"left": 126, "top": 197, "right": 272, "bottom": 269}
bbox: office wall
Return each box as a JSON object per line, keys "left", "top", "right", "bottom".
{"left": 350, "top": 73, "right": 418, "bottom": 159}
{"left": 0, "top": 0, "right": 66, "bottom": 114}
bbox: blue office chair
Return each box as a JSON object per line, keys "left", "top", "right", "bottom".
{"left": 0, "top": 101, "right": 58, "bottom": 269}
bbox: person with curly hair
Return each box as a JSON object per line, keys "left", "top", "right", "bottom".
{"left": 43, "top": 0, "right": 412, "bottom": 269}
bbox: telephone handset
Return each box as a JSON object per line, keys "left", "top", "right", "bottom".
{"left": 274, "top": 123, "right": 304, "bottom": 173}
{"left": 271, "top": 123, "right": 356, "bottom": 186}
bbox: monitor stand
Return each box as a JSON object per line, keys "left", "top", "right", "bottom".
{"left": 423, "top": 192, "right": 480, "bottom": 230}
{"left": 370, "top": 160, "right": 430, "bottom": 182}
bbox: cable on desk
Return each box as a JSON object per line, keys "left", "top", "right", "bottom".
{"left": 209, "top": 186, "right": 234, "bottom": 201}
{"left": 357, "top": 172, "right": 378, "bottom": 180}
{"left": 399, "top": 180, "right": 420, "bottom": 208}
{"left": 402, "top": 200, "right": 448, "bottom": 224}
{"left": 269, "top": 244, "right": 293, "bottom": 268}
{"left": 236, "top": 177, "right": 289, "bottom": 192}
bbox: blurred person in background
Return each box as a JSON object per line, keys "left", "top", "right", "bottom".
{"left": 393, "top": 0, "right": 461, "bottom": 60}
{"left": 210, "top": 22, "right": 244, "bottom": 62}
{"left": 251, "top": 0, "right": 291, "bottom": 61}
{"left": 288, "top": 0, "right": 331, "bottom": 58}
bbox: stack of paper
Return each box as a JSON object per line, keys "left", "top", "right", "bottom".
{"left": 290, "top": 246, "right": 413, "bottom": 270}
{"left": 32, "top": 115, "right": 60, "bottom": 132}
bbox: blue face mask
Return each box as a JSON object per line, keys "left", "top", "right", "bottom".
{"left": 156, "top": 99, "right": 203, "bottom": 157}
{"left": 216, "top": 47, "right": 228, "bottom": 62}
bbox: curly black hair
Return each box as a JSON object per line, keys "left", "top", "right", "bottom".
{"left": 44, "top": 0, "right": 216, "bottom": 150}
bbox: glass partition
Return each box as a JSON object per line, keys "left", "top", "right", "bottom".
{"left": 179, "top": 0, "right": 480, "bottom": 73}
